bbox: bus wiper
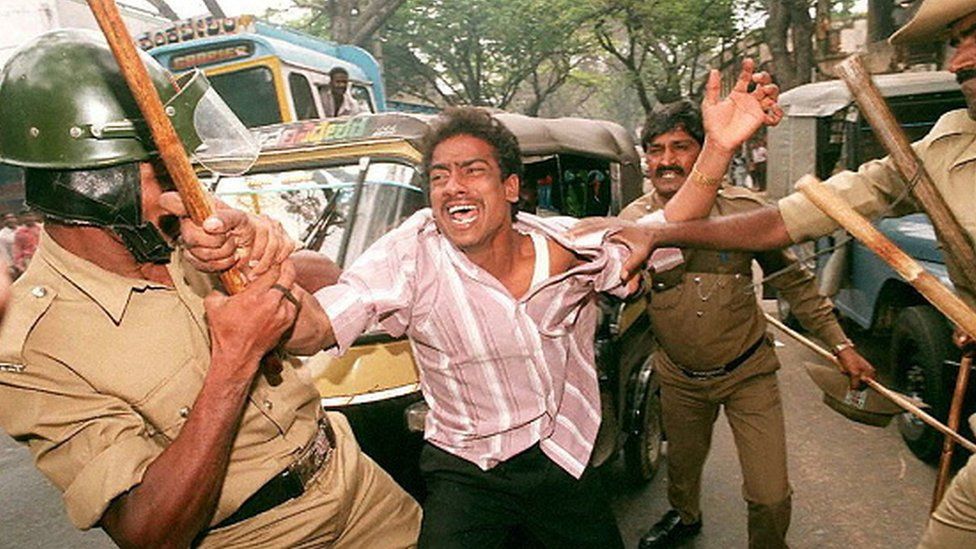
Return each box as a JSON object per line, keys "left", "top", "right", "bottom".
{"left": 302, "top": 170, "right": 340, "bottom": 251}
{"left": 336, "top": 157, "right": 371, "bottom": 267}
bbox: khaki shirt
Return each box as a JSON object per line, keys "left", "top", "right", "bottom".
{"left": 0, "top": 232, "right": 320, "bottom": 530}
{"left": 778, "top": 108, "right": 976, "bottom": 308}
{"left": 621, "top": 186, "right": 848, "bottom": 368}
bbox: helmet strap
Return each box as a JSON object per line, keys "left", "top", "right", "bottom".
{"left": 110, "top": 223, "right": 174, "bottom": 264}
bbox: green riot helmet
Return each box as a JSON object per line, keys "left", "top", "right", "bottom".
{"left": 0, "top": 29, "right": 175, "bottom": 169}
{"left": 0, "top": 29, "right": 258, "bottom": 263}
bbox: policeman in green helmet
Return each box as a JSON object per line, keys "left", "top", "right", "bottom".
{"left": 0, "top": 29, "right": 420, "bottom": 547}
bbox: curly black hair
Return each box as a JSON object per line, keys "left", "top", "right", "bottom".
{"left": 640, "top": 100, "right": 704, "bottom": 151}
{"left": 420, "top": 107, "right": 524, "bottom": 186}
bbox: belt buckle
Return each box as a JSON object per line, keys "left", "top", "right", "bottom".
{"left": 683, "top": 366, "right": 727, "bottom": 380}
{"left": 287, "top": 418, "right": 336, "bottom": 490}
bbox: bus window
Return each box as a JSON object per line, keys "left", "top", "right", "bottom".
{"left": 288, "top": 72, "right": 319, "bottom": 120}
{"left": 351, "top": 84, "right": 375, "bottom": 113}
{"left": 209, "top": 67, "right": 281, "bottom": 127}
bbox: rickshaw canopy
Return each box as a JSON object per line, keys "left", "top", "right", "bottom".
{"left": 778, "top": 71, "right": 958, "bottom": 118}
{"left": 767, "top": 71, "right": 960, "bottom": 198}
{"left": 248, "top": 111, "right": 644, "bottom": 209}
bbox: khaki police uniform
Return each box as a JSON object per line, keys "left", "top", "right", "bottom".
{"left": 778, "top": 108, "right": 976, "bottom": 548}
{"left": 622, "top": 186, "right": 851, "bottom": 549}
{"left": 0, "top": 232, "right": 421, "bottom": 547}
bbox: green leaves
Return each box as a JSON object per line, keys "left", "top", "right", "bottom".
{"left": 382, "top": 0, "right": 594, "bottom": 109}
{"left": 591, "top": 0, "right": 752, "bottom": 107}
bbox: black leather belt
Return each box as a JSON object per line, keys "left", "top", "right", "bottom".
{"left": 211, "top": 417, "right": 336, "bottom": 531}
{"left": 675, "top": 335, "right": 767, "bottom": 380}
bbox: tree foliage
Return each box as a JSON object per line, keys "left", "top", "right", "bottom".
{"left": 289, "top": 0, "right": 407, "bottom": 47}
{"left": 765, "top": 0, "right": 863, "bottom": 91}
{"left": 764, "top": 0, "right": 815, "bottom": 90}
{"left": 381, "top": 0, "right": 594, "bottom": 110}
{"left": 590, "top": 0, "right": 750, "bottom": 115}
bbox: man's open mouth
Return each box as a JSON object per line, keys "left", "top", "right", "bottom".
{"left": 447, "top": 203, "right": 479, "bottom": 226}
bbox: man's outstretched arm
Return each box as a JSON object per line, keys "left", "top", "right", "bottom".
{"left": 601, "top": 205, "right": 794, "bottom": 281}
{"left": 655, "top": 204, "right": 793, "bottom": 251}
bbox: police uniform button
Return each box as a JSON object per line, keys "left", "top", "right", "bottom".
{"left": 69, "top": 126, "right": 83, "bottom": 139}
{"left": 29, "top": 127, "right": 40, "bottom": 138}
{"left": 263, "top": 400, "right": 273, "bottom": 410}
{"left": 696, "top": 311, "right": 704, "bottom": 317}
{"left": 178, "top": 406, "right": 190, "bottom": 418}
{"left": 31, "top": 286, "right": 47, "bottom": 298}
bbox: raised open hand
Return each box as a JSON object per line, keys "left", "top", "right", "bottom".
{"left": 702, "top": 58, "right": 783, "bottom": 153}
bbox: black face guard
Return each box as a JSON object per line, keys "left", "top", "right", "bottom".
{"left": 25, "top": 163, "right": 174, "bottom": 264}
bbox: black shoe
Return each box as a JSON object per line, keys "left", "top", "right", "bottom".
{"left": 638, "top": 509, "right": 702, "bottom": 548}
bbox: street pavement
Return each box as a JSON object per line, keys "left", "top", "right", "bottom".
{"left": 607, "top": 321, "right": 937, "bottom": 548}
{"left": 0, "top": 320, "right": 941, "bottom": 548}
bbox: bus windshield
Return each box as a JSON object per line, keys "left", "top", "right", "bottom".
{"left": 213, "top": 160, "right": 425, "bottom": 266}
{"left": 208, "top": 67, "right": 282, "bottom": 127}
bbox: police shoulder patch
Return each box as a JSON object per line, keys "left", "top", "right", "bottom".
{"left": 0, "top": 281, "right": 59, "bottom": 371}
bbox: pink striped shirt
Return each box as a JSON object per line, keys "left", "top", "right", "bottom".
{"left": 315, "top": 210, "right": 629, "bottom": 478}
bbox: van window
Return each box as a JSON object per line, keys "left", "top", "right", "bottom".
{"left": 847, "top": 90, "right": 965, "bottom": 170}
{"left": 288, "top": 72, "right": 319, "bottom": 120}
{"left": 351, "top": 84, "right": 375, "bottom": 113}
{"left": 209, "top": 67, "right": 281, "bottom": 128}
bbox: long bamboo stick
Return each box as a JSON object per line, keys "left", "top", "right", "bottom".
{"left": 796, "top": 176, "right": 976, "bottom": 340}
{"left": 796, "top": 176, "right": 976, "bottom": 508}
{"left": 835, "top": 55, "right": 976, "bottom": 292}
{"left": 85, "top": 0, "right": 282, "bottom": 382}
{"left": 932, "top": 353, "right": 974, "bottom": 510}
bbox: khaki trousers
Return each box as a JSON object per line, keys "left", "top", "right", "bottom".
{"left": 919, "top": 453, "right": 976, "bottom": 548}
{"left": 198, "top": 412, "right": 422, "bottom": 548}
{"left": 656, "top": 340, "right": 792, "bottom": 549}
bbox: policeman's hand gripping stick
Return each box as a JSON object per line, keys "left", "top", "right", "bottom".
{"left": 764, "top": 312, "right": 975, "bottom": 453}
{"left": 835, "top": 55, "right": 976, "bottom": 510}
{"left": 86, "top": 0, "right": 283, "bottom": 384}
{"left": 796, "top": 176, "right": 976, "bottom": 509}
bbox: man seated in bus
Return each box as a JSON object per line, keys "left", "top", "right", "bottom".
{"left": 321, "top": 67, "right": 367, "bottom": 118}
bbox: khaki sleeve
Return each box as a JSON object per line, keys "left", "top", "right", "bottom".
{"left": 0, "top": 347, "right": 163, "bottom": 530}
{"left": 759, "top": 248, "right": 848, "bottom": 349}
{"left": 777, "top": 151, "right": 921, "bottom": 244}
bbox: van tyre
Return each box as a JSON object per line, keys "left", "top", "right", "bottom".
{"left": 892, "top": 305, "right": 952, "bottom": 463}
{"left": 625, "top": 389, "right": 663, "bottom": 484}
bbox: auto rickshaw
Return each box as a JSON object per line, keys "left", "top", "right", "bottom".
{"left": 209, "top": 112, "right": 663, "bottom": 496}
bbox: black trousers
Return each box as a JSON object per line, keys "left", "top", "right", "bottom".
{"left": 417, "top": 443, "right": 624, "bottom": 549}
